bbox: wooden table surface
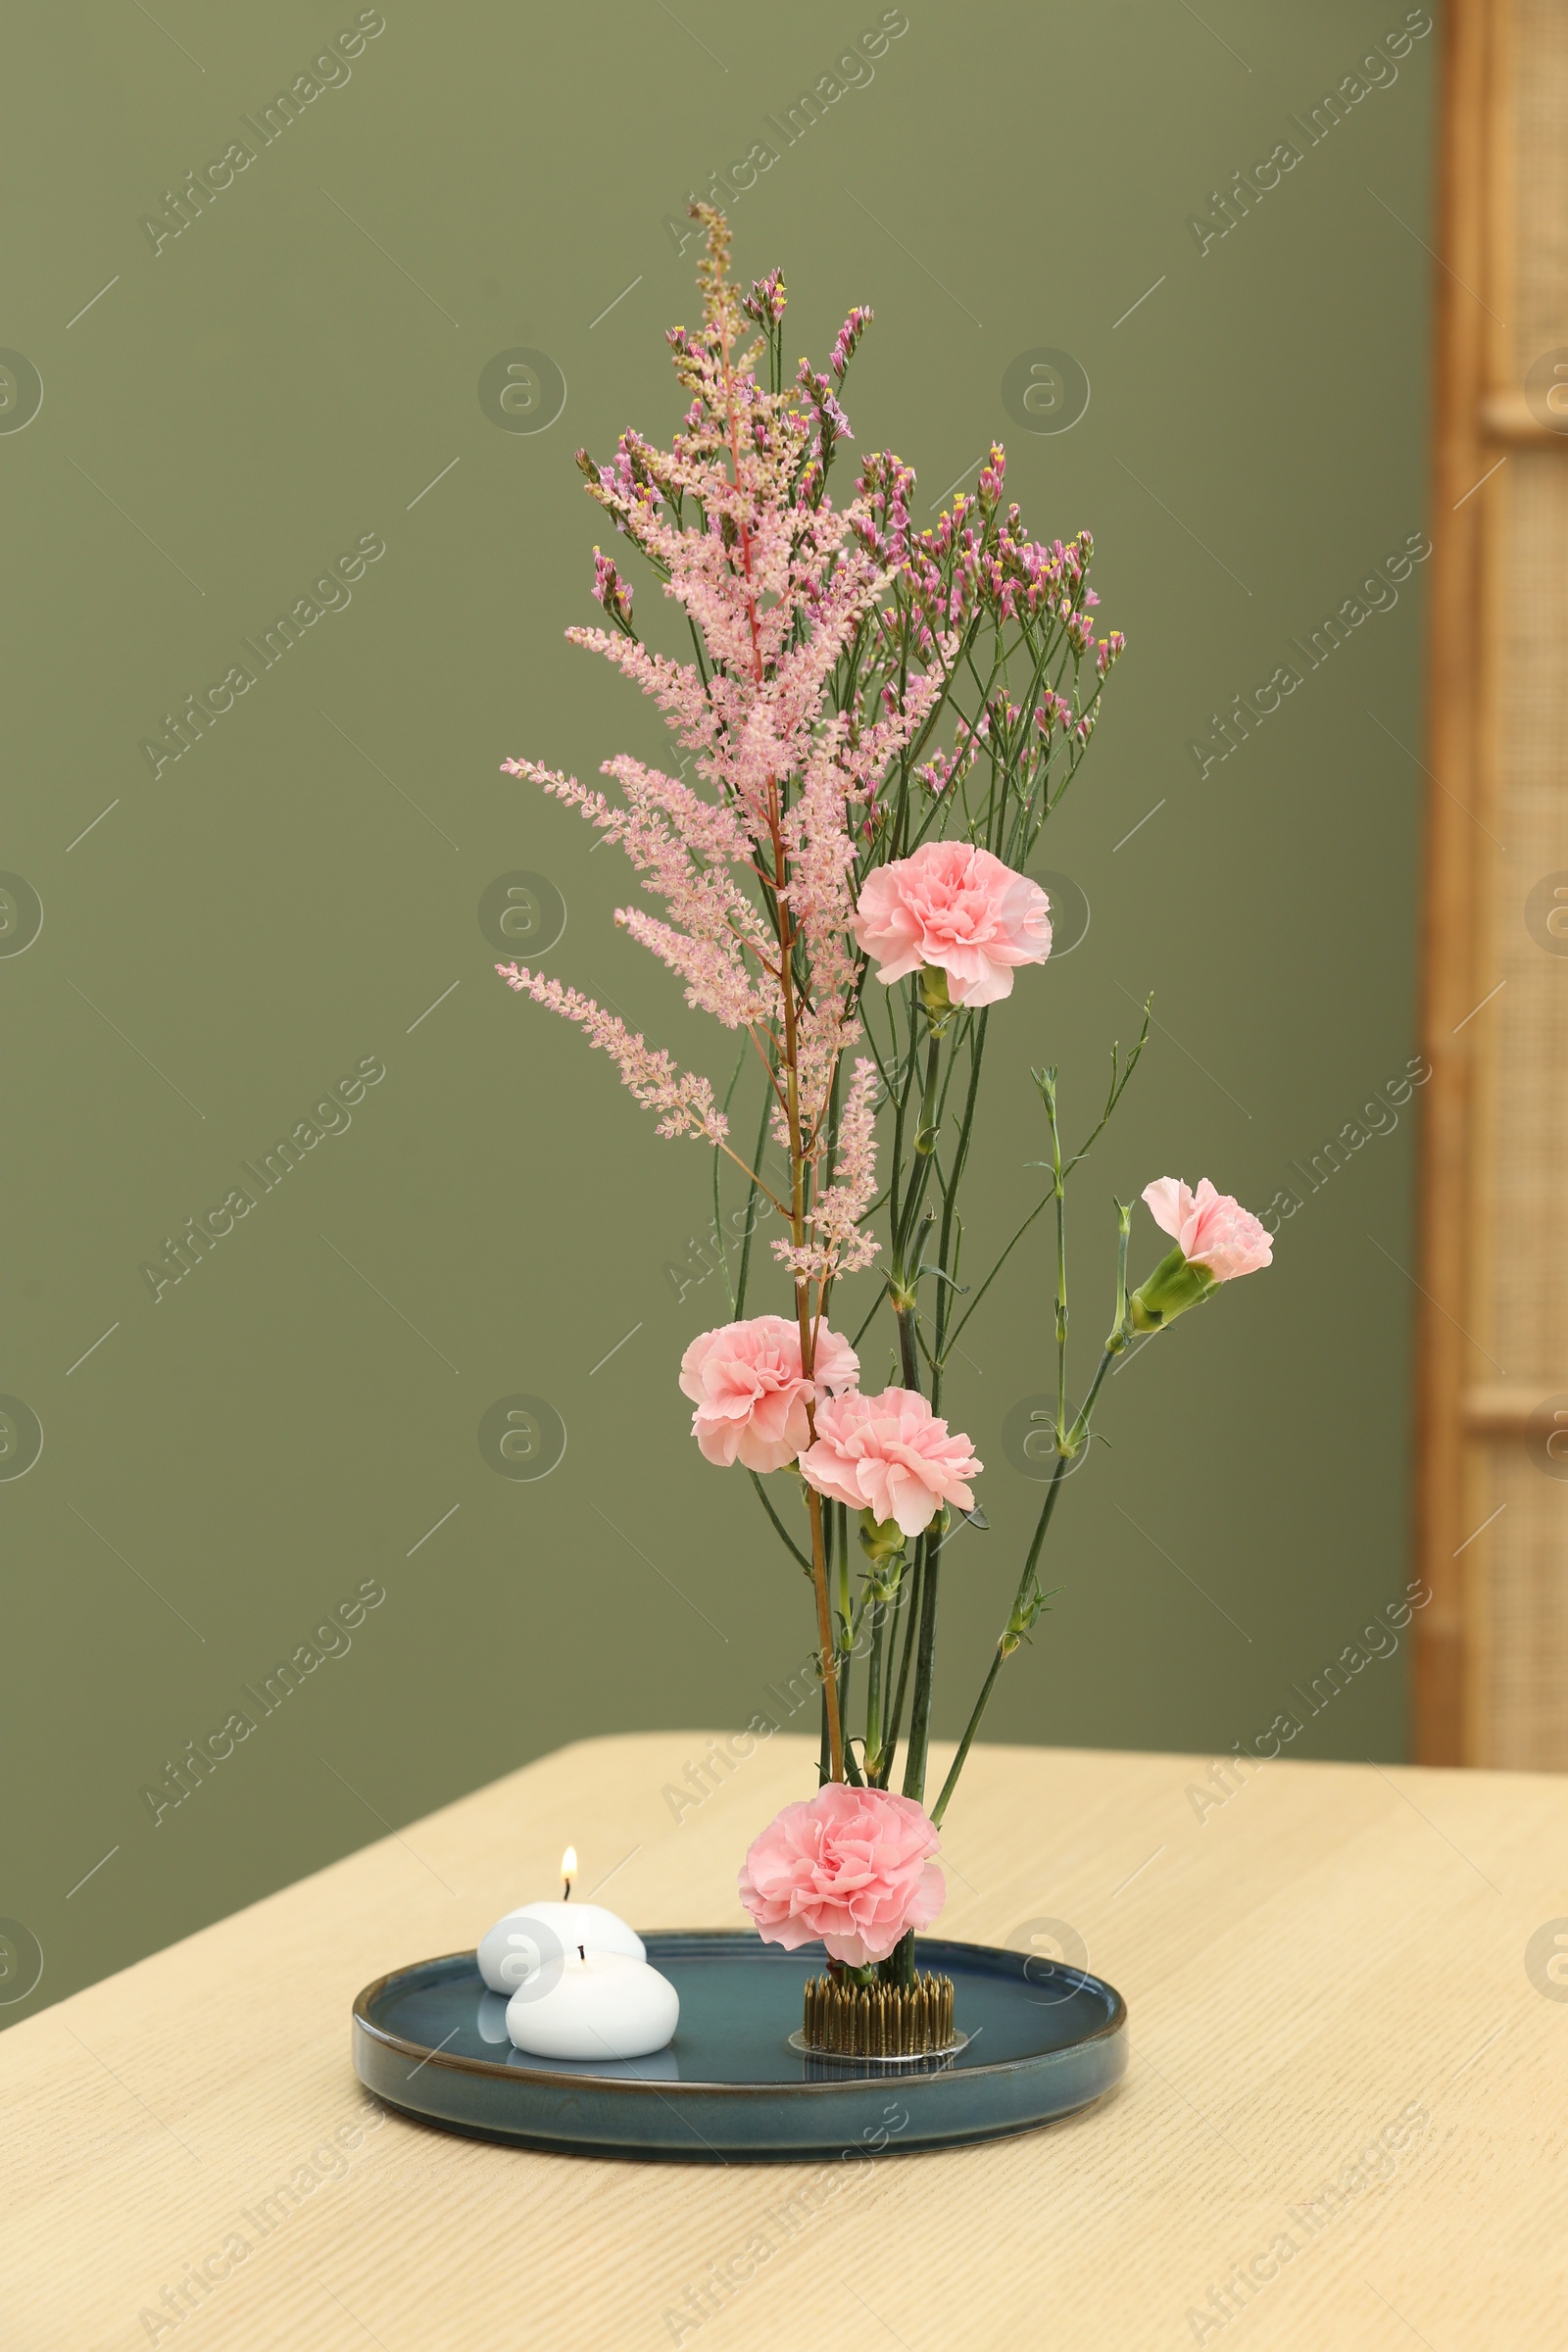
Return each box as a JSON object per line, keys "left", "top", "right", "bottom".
{"left": 4, "top": 1731, "right": 1566, "bottom": 2350}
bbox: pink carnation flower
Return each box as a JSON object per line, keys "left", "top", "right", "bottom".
{"left": 853, "top": 840, "right": 1052, "bottom": 1007}
{"left": 679, "top": 1315, "right": 859, "bottom": 1474}
{"left": 738, "top": 1784, "right": 946, "bottom": 1966}
{"left": 1142, "top": 1178, "right": 1273, "bottom": 1282}
{"left": 799, "top": 1386, "right": 981, "bottom": 1539}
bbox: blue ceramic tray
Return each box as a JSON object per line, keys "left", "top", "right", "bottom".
{"left": 352, "top": 1932, "right": 1127, "bottom": 2161}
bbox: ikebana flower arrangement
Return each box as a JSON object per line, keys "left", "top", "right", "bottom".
{"left": 499, "top": 210, "right": 1271, "bottom": 2041}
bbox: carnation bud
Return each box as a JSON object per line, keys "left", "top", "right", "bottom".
{"left": 858, "top": 1510, "right": 906, "bottom": 1569}
{"left": 859, "top": 1512, "right": 911, "bottom": 1604}
{"left": 1129, "top": 1245, "right": 1217, "bottom": 1332}
{"left": 921, "top": 964, "right": 958, "bottom": 1020}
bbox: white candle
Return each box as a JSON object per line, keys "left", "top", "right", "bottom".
{"left": 505, "top": 1945, "right": 679, "bottom": 2061}
{"left": 477, "top": 1902, "right": 645, "bottom": 1994}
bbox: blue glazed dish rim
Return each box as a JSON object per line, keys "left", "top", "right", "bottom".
{"left": 352, "top": 1931, "right": 1127, "bottom": 2100}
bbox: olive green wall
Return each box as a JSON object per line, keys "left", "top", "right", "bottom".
{"left": 0, "top": 0, "right": 1436, "bottom": 2019}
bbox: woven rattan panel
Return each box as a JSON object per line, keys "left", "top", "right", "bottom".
{"left": 1471, "top": 0, "right": 1568, "bottom": 1766}
{"left": 1510, "top": 0, "right": 1568, "bottom": 365}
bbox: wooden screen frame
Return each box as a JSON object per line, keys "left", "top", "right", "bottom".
{"left": 1412, "top": 0, "right": 1568, "bottom": 1762}
{"left": 1413, "top": 0, "right": 1497, "bottom": 1765}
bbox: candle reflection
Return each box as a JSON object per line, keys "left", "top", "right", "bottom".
{"left": 504, "top": 2041, "right": 682, "bottom": 2081}
{"left": 475, "top": 1990, "right": 511, "bottom": 2044}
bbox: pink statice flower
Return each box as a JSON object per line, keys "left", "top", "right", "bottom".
{"left": 679, "top": 1315, "right": 859, "bottom": 1474}
{"left": 1141, "top": 1179, "right": 1273, "bottom": 1283}
{"left": 853, "top": 840, "right": 1053, "bottom": 1007}
{"left": 738, "top": 1783, "right": 946, "bottom": 1966}
{"left": 742, "top": 267, "right": 787, "bottom": 329}
{"left": 799, "top": 1387, "right": 981, "bottom": 1540}
{"left": 977, "top": 441, "right": 1006, "bottom": 510}
{"left": 830, "top": 305, "right": 873, "bottom": 378}
{"left": 797, "top": 361, "right": 853, "bottom": 442}
{"left": 590, "top": 546, "right": 633, "bottom": 631}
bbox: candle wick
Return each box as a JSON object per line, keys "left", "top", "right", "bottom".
{"left": 577, "top": 1944, "right": 585, "bottom": 1963}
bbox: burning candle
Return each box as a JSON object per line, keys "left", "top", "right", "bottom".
{"left": 477, "top": 1845, "right": 677, "bottom": 2061}
{"left": 477, "top": 1846, "right": 645, "bottom": 1995}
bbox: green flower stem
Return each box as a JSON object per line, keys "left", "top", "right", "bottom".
{"left": 1040, "top": 1069, "right": 1068, "bottom": 1440}
{"left": 895, "top": 1317, "right": 921, "bottom": 1392}
{"left": 804, "top": 1479, "right": 843, "bottom": 1784}
{"left": 835, "top": 1535, "right": 854, "bottom": 1740}
{"left": 891, "top": 1229, "right": 928, "bottom": 1394}
{"left": 732, "top": 1072, "right": 772, "bottom": 1319}
{"left": 748, "top": 1471, "right": 811, "bottom": 1573}
{"left": 899, "top": 1012, "right": 989, "bottom": 1803}
{"left": 928, "top": 1011, "right": 989, "bottom": 1419}
{"left": 877, "top": 1534, "right": 923, "bottom": 1788}
{"left": 862, "top": 1595, "right": 888, "bottom": 1780}
{"left": 877, "top": 1565, "right": 906, "bottom": 1772}
{"left": 884, "top": 983, "right": 923, "bottom": 1249}
{"left": 928, "top": 1646, "right": 1004, "bottom": 1830}
{"left": 854, "top": 1512, "right": 905, "bottom": 1781}
{"left": 1112, "top": 1197, "right": 1132, "bottom": 1335}
{"left": 931, "top": 1322, "right": 1126, "bottom": 1828}
{"left": 877, "top": 1928, "right": 917, "bottom": 1991}
{"left": 939, "top": 1186, "right": 1053, "bottom": 1362}
{"left": 915, "top": 998, "right": 945, "bottom": 1139}
{"left": 899, "top": 1028, "right": 944, "bottom": 1227}
{"left": 712, "top": 1049, "right": 745, "bottom": 1312}
{"left": 929, "top": 1450, "right": 1069, "bottom": 1829}
{"left": 900, "top": 1525, "right": 944, "bottom": 1803}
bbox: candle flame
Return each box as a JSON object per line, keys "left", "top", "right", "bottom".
{"left": 561, "top": 1845, "right": 577, "bottom": 1886}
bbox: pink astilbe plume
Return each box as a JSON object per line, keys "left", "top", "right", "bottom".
{"left": 514, "top": 753, "right": 780, "bottom": 1033}
{"left": 773, "top": 1057, "right": 881, "bottom": 1284}
{"left": 495, "top": 965, "right": 726, "bottom": 1144}
{"left": 495, "top": 204, "right": 910, "bottom": 1317}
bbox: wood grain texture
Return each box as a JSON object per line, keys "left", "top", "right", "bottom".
{"left": 1417, "top": 0, "right": 1568, "bottom": 1769}
{"left": 3, "top": 1733, "right": 1565, "bottom": 2350}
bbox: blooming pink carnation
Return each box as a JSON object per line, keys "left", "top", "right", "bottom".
{"left": 738, "top": 1784, "right": 946, "bottom": 1966}
{"left": 799, "top": 1386, "right": 980, "bottom": 1539}
{"left": 853, "top": 840, "right": 1053, "bottom": 1007}
{"left": 679, "top": 1315, "right": 859, "bottom": 1474}
{"left": 1143, "top": 1178, "right": 1273, "bottom": 1282}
